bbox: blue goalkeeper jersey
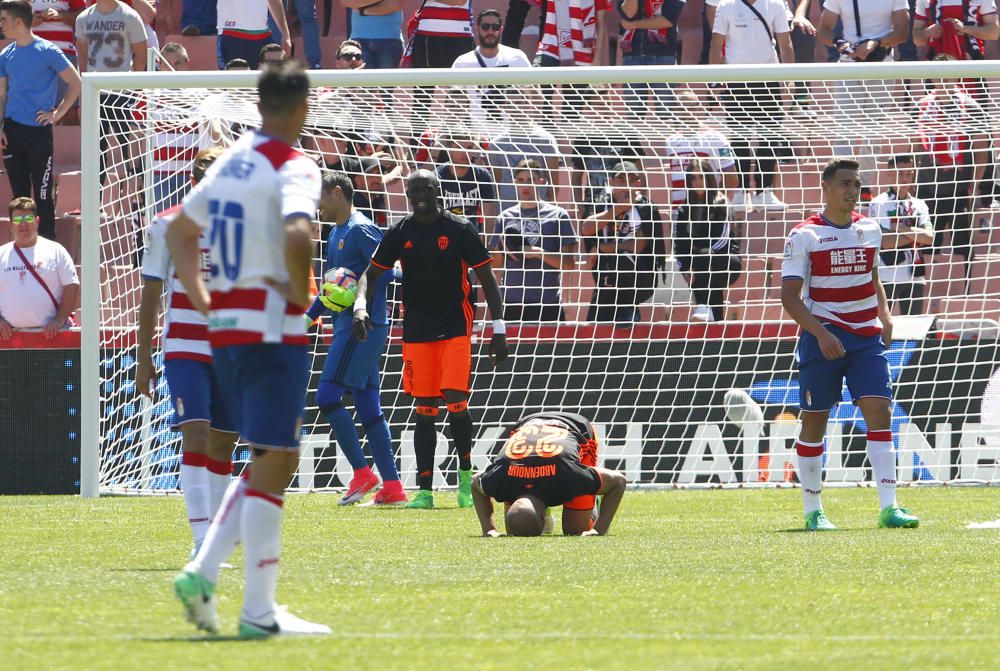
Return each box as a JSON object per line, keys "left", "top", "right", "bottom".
{"left": 307, "top": 211, "right": 392, "bottom": 329}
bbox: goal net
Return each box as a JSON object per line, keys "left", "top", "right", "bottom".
{"left": 80, "top": 63, "right": 1000, "bottom": 496}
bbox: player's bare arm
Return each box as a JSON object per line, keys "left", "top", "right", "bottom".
{"left": 473, "top": 262, "right": 508, "bottom": 365}
{"left": 352, "top": 263, "right": 386, "bottom": 341}
{"left": 136, "top": 277, "right": 164, "bottom": 398}
{"left": 871, "top": 269, "right": 893, "bottom": 348}
{"left": 267, "top": 214, "right": 315, "bottom": 308}
{"left": 472, "top": 475, "right": 502, "bottom": 537}
{"left": 166, "top": 212, "right": 211, "bottom": 315}
{"left": 781, "top": 278, "right": 845, "bottom": 360}
{"left": 587, "top": 467, "right": 627, "bottom": 536}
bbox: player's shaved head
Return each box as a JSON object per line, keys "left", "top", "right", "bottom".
{"left": 505, "top": 496, "right": 546, "bottom": 536}
{"left": 406, "top": 170, "right": 441, "bottom": 218}
{"left": 407, "top": 169, "right": 440, "bottom": 192}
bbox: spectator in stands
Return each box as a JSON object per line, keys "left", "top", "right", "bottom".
{"left": 122, "top": 0, "right": 157, "bottom": 53}
{"left": 31, "top": 0, "right": 84, "bottom": 108}
{"left": 259, "top": 41, "right": 286, "bottom": 65}
{"left": 672, "top": 159, "right": 742, "bottom": 323}
{"left": 487, "top": 90, "right": 560, "bottom": 213}
{"left": 452, "top": 9, "right": 531, "bottom": 132}
{"left": 158, "top": 41, "right": 189, "bottom": 70}
{"left": 224, "top": 58, "right": 250, "bottom": 70}
{"left": 916, "top": 55, "right": 989, "bottom": 278}
{"left": 267, "top": 0, "right": 321, "bottom": 69}
{"left": 335, "top": 39, "right": 365, "bottom": 68}
{"left": 215, "top": 0, "right": 290, "bottom": 70}
{"left": 500, "top": 0, "right": 542, "bottom": 49}
{"left": 409, "top": 0, "right": 475, "bottom": 68}
{"left": 913, "top": 0, "right": 998, "bottom": 61}
{"left": 792, "top": 0, "right": 844, "bottom": 62}
{"left": 580, "top": 161, "right": 662, "bottom": 324}
{"left": 0, "top": 197, "right": 78, "bottom": 338}
{"left": 616, "top": 0, "right": 685, "bottom": 116}
{"left": 665, "top": 89, "right": 741, "bottom": 213}
{"left": 75, "top": 0, "right": 145, "bottom": 180}
{"left": 180, "top": 0, "right": 214, "bottom": 36}
{"left": 343, "top": 0, "right": 403, "bottom": 69}
{"left": 818, "top": 0, "right": 910, "bottom": 200}
{"left": 570, "top": 85, "right": 646, "bottom": 219}
{"left": 0, "top": 0, "right": 80, "bottom": 241}
{"left": 710, "top": 0, "right": 794, "bottom": 213}
{"left": 535, "top": 0, "right": 609, "bottom": 66}
{"left": 437, "top": 134, "right": 498, "bottom": 233}
{"left": 868, "top": 155, "right": 934, "bottom": 315}
{"left": 351, "top": 154, "right": 395, "bottom": 228}
{"left": 489, "top": 159, "right": 577, "bottom": 322}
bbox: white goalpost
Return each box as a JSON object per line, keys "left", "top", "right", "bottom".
{"left": 80, "top": 61, "right": 1000, "bottom": 497}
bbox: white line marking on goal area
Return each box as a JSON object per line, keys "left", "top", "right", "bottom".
{"left": 966, "top": 519, "right": 1000, "bottom": 529}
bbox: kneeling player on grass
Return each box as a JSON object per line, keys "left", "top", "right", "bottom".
{"left": 471, "top": 411, "right": 627, "bottom": 536}
{"left": 136, "top": 146, "right": 237, "bottom": 560}
{"left": 781, "top": 158, "right": 919, "bottom": 532}
{"left": 304, "top": 171, "right": 405, "bottom": 506}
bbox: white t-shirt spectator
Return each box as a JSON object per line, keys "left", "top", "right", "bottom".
{"left": 217, "top": 0, "right": 270, "bottom": 35}
{"left": 712, "top": 0, "right": 791, "bottom": 65}
{"left": 665, "top": 130, "right": 737, "bottom": 205}
{"left": 75, "top": 1, "right": 146, "bottom": 72}
{"left": 823, "top": 0, "right": 909, "bottom": 46}
{"left": 0, "top": 237, "right": 78, "bottom": 329}
{"left": 868, "top": 190, "right": 933, "bottom": 284}
{"left": 452, "top": 44, "right": 531, "bottom": 68}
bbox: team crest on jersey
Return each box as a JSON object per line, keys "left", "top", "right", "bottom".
{"left": 438, "top": 236, "right": 449, "bottom": 250}
{"left": 857, "top": 229, "right": 865, "bottom": 243}
{"left": 338, "top": 239, "right": 345, "bottom": 250}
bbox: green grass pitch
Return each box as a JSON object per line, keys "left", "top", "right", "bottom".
{"left": 2, "top": 488, "right": 999, "bottom": 671}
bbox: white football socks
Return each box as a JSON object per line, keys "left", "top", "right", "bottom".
{"left": 205, "top": 458, "right": 233, "bottom": 522}
{"left": 867, "top": 430, "right": 897, "bottom": 511}
{"left": 180, "top": 454, "right": 210, "bottom": 545}
{"left": 241, "top": 490, "right": 284, "bottom": 624}
{"left": 795, "top": 439, "right": 825, "bottom": 515}
{"left": 189, "top": 476, "right": 246, "bottom": 584}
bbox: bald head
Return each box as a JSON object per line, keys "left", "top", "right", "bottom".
{"left": 406, "top": 169, "right": 441, "bottom": 218}
{"left": 505, "top": 496, "right": 546, "bottom": 537}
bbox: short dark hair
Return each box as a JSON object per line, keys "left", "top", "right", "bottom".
{"left": 259, "top": 43, "right": 285, "bottom": 63}
{"left": 821, "top": 158, "right": 861, "bottom": 182}
{"left": 888, "top": 154, "right": 915, "bottom": 169}
{"left": 477, "top": 8, "right": 502, "bottom": 23}
{"left": 0, "top": 0, "right": 33, "bottom": 27}
{"left": 322, "top": 170, "right": 354, "bottom": 201}
{"left": 192, "top": 146, "right": 225, "bottom": 183}
{"left": 8, "top": 196, "right": 36, "bottom": 218}
{"left": 225, "top": 58, "right": 250, "bottom": 70}
{"left": 257, "top": 60, "right": 310, "bottom": 116}
{"left": 513, "top": 158, "right": 542, "bottom": 179}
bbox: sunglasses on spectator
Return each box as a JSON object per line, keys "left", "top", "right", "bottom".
{"left": 339, "top": 52, "right": 363, "bottom": 61}
{"left": 12, "top": 214, "right": 36, "bottom": 224}
{"left": 478, "top": 22, "right": 502, "bottom": 31}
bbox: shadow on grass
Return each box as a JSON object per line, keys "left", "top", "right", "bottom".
{"left": 141, "top": 635, "right": 245, "bottom": 643}
{"left": 773, "top": 528, "right": 849, "bottom": 533}
{"left": 109, "top": 567, "right": 180, "bottom": 572}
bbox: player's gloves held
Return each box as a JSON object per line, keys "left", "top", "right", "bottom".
{"left": 319, "top": 282, "right": 357, "bottom": 312}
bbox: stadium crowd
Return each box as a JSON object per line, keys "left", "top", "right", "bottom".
{"left": 0, "top": 0, "right": 998, "bottom": 333}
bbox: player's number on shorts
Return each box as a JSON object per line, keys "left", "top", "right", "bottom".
{"left": 504, "top": 424, "right": 568, "bottom": 460}
{"left": 208, "top": 199, "right": 245, "bottom": 281}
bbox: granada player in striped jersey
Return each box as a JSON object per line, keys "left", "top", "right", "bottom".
{"left": 781, "top": 158, "right": 919, "bottom": 532}
{"left": 136, "top": 146, "right": 237, "bottom": 562}
{"left": 167, "top": 61, "right": 328, "bottom": 638}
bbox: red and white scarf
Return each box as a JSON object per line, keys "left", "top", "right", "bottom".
{"left": 538, "top": 0, "right": 608, "bottom": 65}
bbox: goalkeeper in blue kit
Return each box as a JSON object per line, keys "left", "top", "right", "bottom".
{"left": 305, "top": 171, "right": 405, "bottom": 505}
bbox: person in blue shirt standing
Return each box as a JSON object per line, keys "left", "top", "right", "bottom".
{"left": 0, "top": 0, "right": 80, "bottom": 240}
{"left": 344, "top": 0, "right": 403, "bottom": 69}
{"left": 305, "top": 170, "right": 406, "bottom": 506}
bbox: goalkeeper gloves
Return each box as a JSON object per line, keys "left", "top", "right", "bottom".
{"left": 319, "top": 282, "right": 357, "bottom": 312}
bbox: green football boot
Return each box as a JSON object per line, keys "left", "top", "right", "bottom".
{"left": 878, "top": 505, "right": 920, "bottom": 529}
{"left": 457, "top": 469, "right": 474, "bottom": 508}
{"left": 404, "top": 490, "right": 435, "bottom": 509}
{"left": 804, "top": 510, "right": 837, "bottom": 531}
{"left": 173, "top": 570, "right": 220, "bottom": 634}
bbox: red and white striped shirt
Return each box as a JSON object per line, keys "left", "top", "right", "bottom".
{"left": 915, "top": 0, "right": 997, "bottom": 59}
{"left": 917, "top": 89, "right": 982, "bottom": 168}
{"left": 781, "top": 213, "right": 884, "bottom": 336}
{"left": 416, "top": 0, "right": 473, "bottom": 38}
{"left": 665, "top": 131, "right": 737, "bottom": 205}
{"left": 33, "top": 0, "right": 86, "bottom": 57}
{"left": 140, "top": 206, "right": 212, "bottom": 362}
{"left": 181, "top": 132, "right": 322, "bottom": 349}
{"left": 132, "top": 92, "right": 207, "bottom": 175}
{"left": 538, "top": 0, "right": 610, "bottom": 65}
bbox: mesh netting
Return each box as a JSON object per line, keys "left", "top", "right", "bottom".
{"left": 89, "top": 70, "right": 1000, "bottom": 493}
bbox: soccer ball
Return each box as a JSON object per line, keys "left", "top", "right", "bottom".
{"left": 320, "top": 267, "right": 358, "bottom": 312}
